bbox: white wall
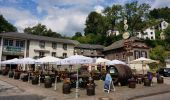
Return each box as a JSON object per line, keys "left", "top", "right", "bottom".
{"left": 160, "top": 21, "right": 169, "bottom": 30}
{"left": 29, "top": 40, "right": 74, "bottom": 58}
{"left": 137, "top": 27, "right": 156, "bottom": 40}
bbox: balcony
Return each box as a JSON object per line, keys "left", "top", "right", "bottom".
{"left": 2, "top": 46, "right": 25, "bottom": 55}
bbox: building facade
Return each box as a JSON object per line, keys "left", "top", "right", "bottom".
{"left": 0, "top": 32, "right": 78, "bottom": 61}
{"left": 103, "top": 37, "right": 150, "bottom": 63}
{"left": 136, "top": 26, "right": 156, "bottom": 40}
{"left": 74, "top": 44, "right": 104, "bottom": 58}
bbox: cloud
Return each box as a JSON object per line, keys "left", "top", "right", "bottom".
{"left": 1, "top": 0, "right": 170, "bottom": 36}
{"left": 94, "top": 5, "right": 104, "bottom": 13}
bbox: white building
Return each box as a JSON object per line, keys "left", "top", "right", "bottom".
{"left": 106, "top": 29, "right": 120, "bottom": 36}
{"left": 156, "top": 20, "right": 169, "bottom": 31}
{"left": 0, "top": 32, "right": 78, "bottom": 61}
{"left": 136, "top": 26, "right": 156, "bottom": 40}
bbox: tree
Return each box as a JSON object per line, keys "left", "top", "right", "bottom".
{"left": 150, "top": 7, "right": 170, "bottom": 23}
{"left": 149, "top": 45, "right": 166, "bottom": 66}
{"left": 24, "top": 23, "right": 62, "bottom": 38}
{"left": 0, "top": 15, "right": 17, "bottom": 33}
{"left": 103, "top": 5, "right": 122, "bottom": 30}
{"left": 164, "top": 25, "right": 170, "bottom": 50}
{"left": 84, "top": 12, "right": 107, "bottom": 36}
{"left": 72, "top": 32, "right": 82, "bottom": 40}
{"left": 123, "top": 1, "right": 150, "bottom": 34}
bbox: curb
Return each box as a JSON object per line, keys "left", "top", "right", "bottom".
{"left": 127, "top": 90, "right": 170, "bottom": 100}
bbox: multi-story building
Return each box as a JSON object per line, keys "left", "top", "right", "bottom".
{"left": 74, "top": 44, "right": 104, "bottom": 58}
{"left": 106, "top": 29, "right": 120, "bottom": 37}
{"left": 103, "top": 37, "right": 150, "bottom": 63}
{"left": 155, "top": 20, "right": 169, "bottom": 31}
{"left": 136, "top": 26, "right": 156, "bottom": 40}
{"left": 0, "top": 32, "right": 78, "bottom": 61}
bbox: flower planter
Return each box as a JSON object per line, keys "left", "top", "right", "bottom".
{"left": 63, "top": 83, "right": 71, "bottom": 94}
{"left": 87, "top": 83, "right": 95, "bottom": 96}
{"left": 128, "top": 79, "right": 136, "bottom": 88}
{"left": 14, "top": 72, "right": 20, "bottom": 79}
{"left": 21, "top": 74, "right": 28, "bottom": 82}
{"left": 32, "top": 75, "right": 39, "bottom": 85}
{"left": 157, "top": 77, "right": 164, "bottom": 84}
{"left": 8, "top": 71, "right": 14, "bottom": 78}
{"left": 0, "top": 70, "right": 2, "bottom": 75}
{"left": 44, "top": 76, "right": 52, "bottom": 88}
{"left": 144, "top": 77, "right": 151, "bottom": 86}
{"left": 2, "top": 69, "right": 8, "bottom": 76}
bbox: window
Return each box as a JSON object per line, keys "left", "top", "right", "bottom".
{"left": 150, "top": 32, "right": 153, "bottom": 35}
{"left": 39, "top": 41, "right": 45, "bottom": 48}
{"left": 63, "top": 44, "right": 67, "bottom": 50}
{"left": 39, "top": 52, "right": 45, "bottom": 57}
{"left": 81, "top": 50, "right": 84, "bottom": 55}
{"left": 16, "top": 40, "right": 24, "bottom": 47}
{"left": 151, "top": 36, "right": 154, "bottom": 40}
{"left": 4, "top": 39, "right": 13, "bottom": 46}
{"left": 141, "top": 51, "right": 147, "bottom": 58}
{"left": 63, "top": 53, "right": 67, "bottom": 58}
{"left": 52, "top": 42, "right": 57, "bottom": 49}
{"left": 52, "top": 52, "right": 56, "bottom": 57}
{"left": 116, "top": 54, "right": 119, "bottom": 59}
{"left": 134, "top": 50, "right": 140, "bottom": 59}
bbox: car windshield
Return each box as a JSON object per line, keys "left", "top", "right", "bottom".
{"left": 164, "top": 68, "right": 170, "bottom": 72}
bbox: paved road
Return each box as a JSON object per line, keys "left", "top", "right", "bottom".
{"left": 163, "top": 77, "right": 170, "bottom": 85}
{"left": 134, "top": 77, "right": 170, "bottom": 100}
{"left": 134, "top": 92, "right": 170, "bottom": 100}
{"left": 0, "top": 79, "right": 42, "bottom": 100}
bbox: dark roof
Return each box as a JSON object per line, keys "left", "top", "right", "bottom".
{"left": 75, "top": 43, "right": 104, "bottom": 49}
{"left": 104, "top": 37, "right": 140, "bottom": 51}
{"left": 0, "top": 32, "right": 79, "bottom": 45}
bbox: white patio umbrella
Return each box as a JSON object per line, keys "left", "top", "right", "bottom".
{"left": 35, "top": 56, "right": 61, "bottom": 64}
{"left": 130, "top": 57, "right": 158, "bottom": 74}
{"left": 106, "top": 59, "right": 126, "bottom": 65}
{"left": 95, "top": 58, "right": 110, "bottom": 64}
{"left": 95, "top": 57, "right": 110, "bottom": 71}
{"left": 60, "top": 55, "right": 94, "bottom": 98}
{"left": 18, "top": 57, "right": 35, "bottom": 64}
{"left": 1, "top": 58, "right": 19, "bottom": 77}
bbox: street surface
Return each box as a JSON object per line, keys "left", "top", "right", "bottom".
{"left": 0, "top": 79, "right": 42, "bottom": 100}
{"left": 133, "top": 77, "right": 170, "bottom": 100}
{"left": 134, "top": 92, "right": 170, "bottom": 100}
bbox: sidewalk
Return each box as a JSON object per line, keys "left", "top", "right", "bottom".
{"left": 1, "top": 76, "right": 170, "bottom": 100}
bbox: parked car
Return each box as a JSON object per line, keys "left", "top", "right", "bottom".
{"left": 157, "top": 68, "right": 170, "bottom": 77}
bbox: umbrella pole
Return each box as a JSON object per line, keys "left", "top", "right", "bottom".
{"left": 75, "top": 65, "right": 79, "bottom": 98}
{"left": 54, "top": 64, "right": 57, "bottom": 90}
{"left": 142, "top": 61, "right": 144, "bottom": 75}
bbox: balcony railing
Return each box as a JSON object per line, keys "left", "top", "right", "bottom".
{"left": 3, "top": 46, "right": 24, "bottom": 55}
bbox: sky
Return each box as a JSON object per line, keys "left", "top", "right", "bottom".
{"left": 0, "top": 0, "right": 170, "bottom": 36}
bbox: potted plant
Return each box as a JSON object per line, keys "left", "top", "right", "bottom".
{"left": 8, "top": 70, "right": 14, "bottom": 78}
{"left": 32, "top": 74, "right": 39, "bottom": 85}
{"left": 44, "top": 76, "right": 52, "bottom": 88}
{"left": 63, "top": 78, "right": 71, "bottom": 94}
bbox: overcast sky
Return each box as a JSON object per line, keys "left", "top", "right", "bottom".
{"left": 0, "top": 0, "right": 170, "bottom": 36}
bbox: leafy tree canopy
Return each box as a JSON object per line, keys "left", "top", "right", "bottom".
{"left": 0, "top": 15, "right": 17, "bottom": 33}
{"left": 24, "top": 23, "right": 62, "bottom": 38}
{"left": 150, "top": 7, "right": 170, "bottom": 23}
